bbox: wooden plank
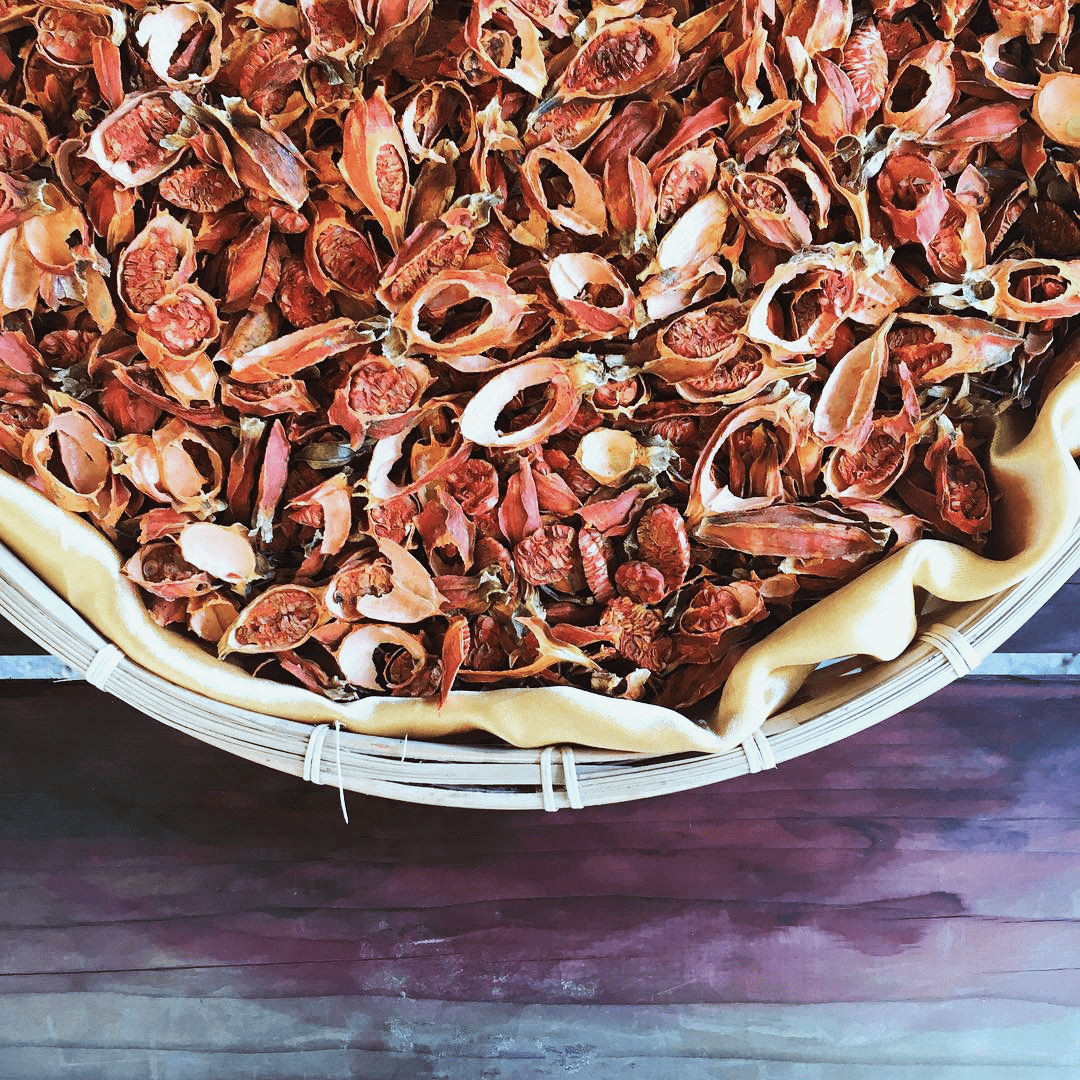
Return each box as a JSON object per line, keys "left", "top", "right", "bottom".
{"left": 0, "top": 997, "right": 1077, "bottom": 1079}
{"left": 1, "top": 680, "right": 1079, "bottom": 1073}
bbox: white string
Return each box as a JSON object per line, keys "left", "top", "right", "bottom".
{"left": 84, "top": 644, "right": 124, "bottom": 692}
{"left": 561, "top": 746, "right": 584, "bottom": 809}
{"left": 920, "top": 622, "right": 981, "bottom": 677}
{"left": 301, "top": 723, "right": 349, "bottom": 823}
{"left": 400, "top": 732, "right": 408, "bottom": 762}
{"left": 752, "top": 728, "right": 777, "bottom": 771}
{"left": 741, "top": 734, "right": 764, "bottom": 773}
{"left": 302, "top": 724, "right": 331, "bottom": 785}
{"left": 539, "top": 745, "right": 557, "bottom": 812}
{"left": 333, "top": 720, "right": 349, "bottom": 824}
{"left": 741, "top": 729, "right": 777, "bottom": 773}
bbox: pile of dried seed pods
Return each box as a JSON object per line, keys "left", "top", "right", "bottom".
{"left": 1, "top": 0, "right": 1079, "bottom": 712}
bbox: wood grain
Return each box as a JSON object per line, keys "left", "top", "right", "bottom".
{"left": 1, "top": 675, "right": 1079, "bottom": 1077}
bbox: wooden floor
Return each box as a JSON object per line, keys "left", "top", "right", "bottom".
{"left": 1, "top": 578, "right": 1079, "bottom": 1078}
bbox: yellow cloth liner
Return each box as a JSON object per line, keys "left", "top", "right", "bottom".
{"left": 3, "top": 363, "right": 1080, "bottom": 756}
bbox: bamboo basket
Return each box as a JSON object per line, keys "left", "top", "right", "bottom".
{"left": 1, "top": 511, "right": 1078, "bottom": 810}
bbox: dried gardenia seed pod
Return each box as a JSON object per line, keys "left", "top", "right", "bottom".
{"left": 604, "top": 152, "right": 657, "bottom": 256}
{"left": 377, "top": 195, "right": 491, "bottom": 310}
{"left": 925, "top": 421, "right": 992, "bottom": 540}
{"left": 298, "top": 0, "right": 365, "bottom": 63}
{"left": 686, "top": 382, "right": 813, "bottom": 524}
{"left": 188, "top": 591, "right": 242, "bottom": 644}
{"left": 885, "top": 314, "right": 1020, "bottom": 385}
{"left": 113, "top": 417, "right": 226, "bottom": 518}
{"left": 0, "top": 105, "right": 48, "bottom": 172}
{"left": 521, "top": 146, "right": 607, "bottom": 237}
{"left": 654, "top": 146, "right": 716, "bottom": 225}
{"left": 600, "top": 596, "right": 671, "bottom": 672}
{"left": 465, "top": 0, "right": 547, "bottom": 97}
{"left": 989, "top": 0, "right": 1066, "bottom": 43}
{"left": 305, "top": 205, "right": 381, "bottom": 301}
{"left": 401, "top": 80, "right": 477, "bottom": 163}
{"left": 937, "top": 259, "right": 1080, "bottom": 321}
{"left": 334, "top": 537, "right": 445, "bottom": 623}
{"left": 813, "top": 317, "right": 894, "bottom": 454}
{"left": 460, "top": 354, "right": 600, "bottom": 451}
{"left": 341, "top": 86, "right": 413, "bottom": 250}
{"left": 136, "top": 3, "right": 223, "bottom": 89}
{"left": 336, "top": 623, "right": 431, "bottom": 692}
{"left": 123, "top": 540, "right": 213, "bottom": 601}
{"left": 327, "top": 353, "right": 431, "bottom": 448}
{"left": 1031, "top": 73, "right": 1080, "bottom": 149}
{"left": 396, "top": 269, "right": 534, "bottom": 367}
{"left": 881, "top": 40, "right": 956, "bottom": 137}
{"left": 574, "top": 428, "right": 677, "bottom": 486}
{"left": 227, "top": 318, "right": 366, "bottom": 383}
{"left": 723, "top": 170, "right": 813, "bottom": 252}
{"left": 117, "top": 211, "right": 196, "bottom": 317}
{"left": 695, "top": 501, "right": 893, "bottom": 560}
{"left": 876, "top": 151, "right": 948, "bottom": 249}
{"left": 548, "top": 253, "right": 636, "bottom": 336}
{"left": 159, "top": 166, "right": 243, "bottom": 213}
{"left": 523, "top": 98, "right": 612, "bottom": 152}
{"left": 83, "top": 92, "right": 194, "bottom": 188}
{"left": 673, "top": 343, "right": 803, "bottom": 406}
{"left": 647, "top": 299, "right": 748, "bottom": 383}
{"left": 24, "top": 397, "right": 125, "bottom": 525}
{"left": 824, "top": 361, "right": 920, "bottom": 500}
{"left": 220, "top": 584, "right": 327, "bottom": 656}
{"left": 276, "top": 257, "right": 337, "bottom": 327}
{"left": 841, "top": 21, "right": 888, "bottom": 116}
{"left": 136, "top": 284, "right": 222, "bottom": 368}
{"left": 179, "top": 522, "right": 258, "bottom": 585}
{"left": 636, "top": 504, "right": 691, "bottom": 592}
{"left": 284, "top": 473, "right": 352, "bottom": 556}
{"left": 513, "top": 523, "right": 578, "bottom": 587}
{"left": 554, "top": 16, "right": 680, "bottom": 101}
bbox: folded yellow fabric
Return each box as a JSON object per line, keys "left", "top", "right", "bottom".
{"left": 3, "top": 363, "right": 1079, "bottom": 755}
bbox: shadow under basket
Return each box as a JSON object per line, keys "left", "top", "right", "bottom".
{"left": 0, "top": 527, "right": 1077, "bottom": 812}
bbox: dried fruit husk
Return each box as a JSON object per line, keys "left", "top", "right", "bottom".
{"left": 327, "top": 352, "right": 432, "bottom": 448}
{"left": 695, "top": 500, "right": 894, "bottom": 560}
{"left": 336, "top": 623, "right": 433, "bottom": 693}
{"left": 220, "top": 583, "right": 328, "bottom": 655}
{"left": 377, "top": 195, "right": 491, "bottom": 310}
{"left": 228, "top": 318, "right": 367, "bottom": 383}
{"left": 123, "top": 540, "right": 213, "bottom": 601}
{"left": 553, "top": 16, "right": 680, "bottom": 101}
{"left": 113, "top": 416, "right": 225, "bottom": 518}
{"left": 23, "top": 393, "right": 128, "bottom": 527}
{"left": 465, "top": 0, "right": 547, "bottom": 97}
{"left": 521, "top": 145, "right": 606, "bottom": 237}
{"left": 84, "top": 92, "right": 194, "bottom": 188}
{"left": 136, "top": 3, "right": 223, "bottom": 90}
{"left": 396, "top": 269, "right": 534, "bottom": 366}
{"left": 823, "top": 361, "right": 920, "bottom": 500}
{"left": 0, "top": 104, "right": 48, "bottom": 172}
{"left": 341, "top": 86, "right": 413, "bottom": 251}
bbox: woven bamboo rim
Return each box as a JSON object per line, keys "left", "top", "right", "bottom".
{"left": 1, "top": 523, "right": 1078, "bottom": 811}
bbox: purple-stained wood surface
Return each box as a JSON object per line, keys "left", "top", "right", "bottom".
{"left": 1, "top": 671, "right": 1080, "bottom": 1078}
